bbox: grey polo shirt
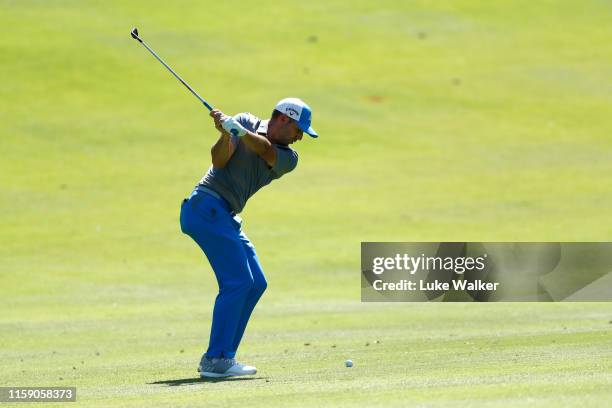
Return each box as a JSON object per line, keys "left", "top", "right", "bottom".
{"left": 198, "top": 112, "right": 299, "bottom": 214}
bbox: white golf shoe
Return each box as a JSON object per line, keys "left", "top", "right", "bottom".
{"left": 198, "top": 357, "right": 257, "bottom": 378}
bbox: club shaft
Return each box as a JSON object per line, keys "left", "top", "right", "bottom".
{"left": 139, "top": 39, "right": 214, "bottom": 111}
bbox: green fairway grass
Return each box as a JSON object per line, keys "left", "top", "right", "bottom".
{"left": 1, "top": 0, "right": 611, "bottom": 406}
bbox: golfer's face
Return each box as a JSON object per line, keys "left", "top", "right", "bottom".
{"left": 283, "top": 120, "right": 303, "bottom": 145}
{"left": 272, "top": 118, "right": 303, "bottom": 145}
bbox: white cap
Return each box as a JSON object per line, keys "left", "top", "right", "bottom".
{"left": 274, "top": 97, "right": 318, "bottom": 138}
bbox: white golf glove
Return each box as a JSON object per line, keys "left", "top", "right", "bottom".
{"left": 222, "top": 117, "right": 247, "bottom": 137}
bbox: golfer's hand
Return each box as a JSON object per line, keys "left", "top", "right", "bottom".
{"left": 221, "top": 116, "right": 247, "bottom": 138}
{"left": 210, "top": 109, "right": 230, "bottom": 136}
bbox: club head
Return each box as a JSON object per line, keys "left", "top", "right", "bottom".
{"left": 130, "top": 28, "right": 141, "bottom": 42}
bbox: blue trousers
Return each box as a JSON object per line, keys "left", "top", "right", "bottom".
{"left": 180, "top": 189, "right": 267, "bottom": 359}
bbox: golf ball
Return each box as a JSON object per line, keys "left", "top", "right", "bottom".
{"left": 345, "top": 359, "right": 353, "bottom": 367}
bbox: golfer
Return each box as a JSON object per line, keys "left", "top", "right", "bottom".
{"left": 180, "top": 98, "right": 318, "bottom": 378}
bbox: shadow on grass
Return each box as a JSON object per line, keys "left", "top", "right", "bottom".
{"left": 149, "top": 376, "right": 267, "bottom": 386}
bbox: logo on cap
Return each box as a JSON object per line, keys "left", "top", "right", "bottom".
{"left": 285, "top": 108, "right": 299, "bottom": 117}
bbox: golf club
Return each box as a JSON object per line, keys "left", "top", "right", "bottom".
{"left": 130, "top": 27, "right": 214, "bottom": 111}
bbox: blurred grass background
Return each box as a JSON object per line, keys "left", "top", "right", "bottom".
{"left": 1, "top": 1, "right": 611, "bottom": 406}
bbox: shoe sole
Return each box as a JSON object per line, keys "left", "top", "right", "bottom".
{"left": 200, "top": 371, "right": 235, "bottom": 378}
{"left": 200, "top": 370, "right": 256, "bottom": 378}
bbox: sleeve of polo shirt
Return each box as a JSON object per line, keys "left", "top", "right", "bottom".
{"left": 271, "top": 146, "right": 298, "bottom": 177}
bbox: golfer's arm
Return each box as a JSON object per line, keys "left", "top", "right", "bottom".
{"left": 241, "top": 131, "right": 277, "bottom": 167}
{"left": 210, "top": 133, "right": 236, "bottom": 168}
